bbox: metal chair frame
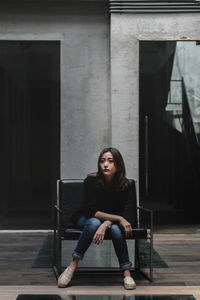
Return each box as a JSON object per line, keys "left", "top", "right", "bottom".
{"left": 53, "top": 179, "right": 153, "bottom": 282}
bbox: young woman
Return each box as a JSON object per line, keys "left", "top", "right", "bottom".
{"left": 58, "top": 147, "right": 136, "bottom": 289}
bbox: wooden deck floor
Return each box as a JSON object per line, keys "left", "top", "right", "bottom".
{"left": 0, "top": 231, "right": 200, "bottom": 299}
{"left": 0, "top": 231, "right": 200, "bottom": 286}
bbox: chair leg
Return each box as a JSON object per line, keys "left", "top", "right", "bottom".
{"left": 53, "top": 232, "right": 62, "bottom": 279}
{"left": 149, "top": 236, "right": 153, "bottom": 282}
{"left": 134, "top": 239, "right": 140, "bottom": 270}
{"left": 135, "top": 238, "right": 153, "bottom": 282}
{"left": 57, "top": 234, "right": 62, "bottom": 274}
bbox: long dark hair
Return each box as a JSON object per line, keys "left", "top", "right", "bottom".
{"left": 96, "top": 147, "right": 129, "bottom": 191}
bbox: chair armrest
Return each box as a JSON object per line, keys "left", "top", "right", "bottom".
{"left": 54, "top": 205, "right": 62, "bottom": 234}
{"left": 54, "top": 204, "right": 62, "bottom": 214}
{"left": 137, "top": 206, "right": 152, "bottom": 214}
{"left": 137, "top": 206, "right": 153, "bottom": 234}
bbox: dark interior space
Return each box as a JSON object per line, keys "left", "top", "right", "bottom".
{"left": 139, "top": 41, "right": 200, "bottom": 228}
{"left": 0, "top": 41, "right": 60, "bottom": 229}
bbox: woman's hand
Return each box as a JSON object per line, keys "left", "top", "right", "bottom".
{"left": 92, "top": 222, "right": 109, "bottom": 244}
{"left": 119, "top": 217, "right": 132, "bottom": 237}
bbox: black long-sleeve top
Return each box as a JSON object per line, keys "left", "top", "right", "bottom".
{"left": 71, "top": 175, "right": 137, "bottom": 227}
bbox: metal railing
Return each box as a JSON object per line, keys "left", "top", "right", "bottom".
{"left": 167, "top": 77, "right": 200, "bottom": 177}
{"left": 182, "top": 79, "right": 199, "bottom": 146}
{"left": 182, "top": 79, "right": 200, "bottom": 178}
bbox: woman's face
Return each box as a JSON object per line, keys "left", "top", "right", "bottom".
{"left": 99, "top": 151, "right": 117, "bottom": 181}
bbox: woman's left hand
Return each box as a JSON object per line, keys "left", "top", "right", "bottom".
{"left": 119, "top": 217, "right": 133, "bottom": 237}
{"left": 92, "top": 222, "right": 108, "bottom": 244}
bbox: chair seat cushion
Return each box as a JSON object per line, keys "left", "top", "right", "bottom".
{"left": 131, "top": 228, "right": 148, "bottom": 239}
{"left": 62, "top": 228, "right": 147, "bottom": 240}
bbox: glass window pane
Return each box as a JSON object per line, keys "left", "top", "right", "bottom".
{"left": 139, "top": 41, "right": 200, "bottom": 228}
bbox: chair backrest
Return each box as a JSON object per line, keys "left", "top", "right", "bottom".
{"left": 58, "top": 179, "right": 84, "bottom": 228}
{"left": 58, "top": 178, "right": 138, "bottom": 228}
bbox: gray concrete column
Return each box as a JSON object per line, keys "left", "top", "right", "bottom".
{"left": 110, "top": 14, "right": 139, "bottom": 181}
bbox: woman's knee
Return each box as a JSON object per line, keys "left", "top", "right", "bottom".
{"left": 111, "top": 224, "right": 124, "bottom": 239}
{"left": 85, "top": 217, "right": 101, "bottom": 232}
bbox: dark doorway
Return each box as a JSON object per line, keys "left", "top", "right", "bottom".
{"left": 139, "top": 41, "right": 200, "bottom": 228}
{"left": 0, "top": 41, "right": 60, "bottom": 229}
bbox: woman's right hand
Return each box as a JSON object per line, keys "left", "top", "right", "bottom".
{"left": 119, "top": 217, "right": 132, "bottom": 237}
{"left": 92, "top": 222, "right": 108, "bottom": 244}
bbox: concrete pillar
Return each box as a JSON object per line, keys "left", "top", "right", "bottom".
{"left": 110, "top": 14, "right": 139, "bottom": 181}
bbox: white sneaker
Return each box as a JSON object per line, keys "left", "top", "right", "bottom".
{"left": 57, "top": 267, "right": 74, "bottom": 288}
{"left": 124, "top": 276, "right": 136, "bottom": 290}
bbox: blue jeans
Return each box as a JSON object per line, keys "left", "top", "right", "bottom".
{"left": 72, "top": 216, "right": 132, "bottom": 270}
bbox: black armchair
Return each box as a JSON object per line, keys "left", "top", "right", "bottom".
{"left": 53, "top": 179, "right": 153, "bottom": 282}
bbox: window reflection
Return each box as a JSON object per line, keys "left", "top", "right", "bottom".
{"left": 139, "top": 41, "right": 200, "bottom": 228}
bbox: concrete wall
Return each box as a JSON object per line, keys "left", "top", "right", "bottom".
{"left": 0, "top": 1, "right": 110, "bottom": 179}
{"left": 1, "top": 3, "right": 200, "bottom": 183}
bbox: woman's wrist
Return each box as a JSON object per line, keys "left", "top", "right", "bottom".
{"left": 104, "top": 220, "right": 112, "bottom": 228}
